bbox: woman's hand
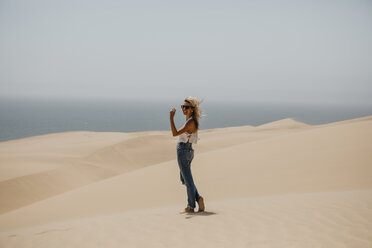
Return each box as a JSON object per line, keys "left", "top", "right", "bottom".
{"left": 170, "top": 108, "right": 176, "bottom": 119}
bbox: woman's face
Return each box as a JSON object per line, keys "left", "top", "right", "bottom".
{"left": 181, "top": 101, "right": 193, "bottom": 116}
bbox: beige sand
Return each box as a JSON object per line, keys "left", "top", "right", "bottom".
{"left": 0, "top": 116, "right": 371, "bottom": 247}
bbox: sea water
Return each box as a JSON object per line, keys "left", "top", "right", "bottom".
{"left": 0, "top": 98, "right": 371, "bottom": 142}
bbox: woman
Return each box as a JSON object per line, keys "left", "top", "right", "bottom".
{"left": 169, "top": 96, "right": 205, "bottom": 213}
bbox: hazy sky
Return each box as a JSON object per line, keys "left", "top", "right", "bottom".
{"left": 1, "top": 0, "right": 371, "bottom": 104}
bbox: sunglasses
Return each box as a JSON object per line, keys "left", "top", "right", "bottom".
{"left": 181, "top": 105, "right": 194, "bottom": 110}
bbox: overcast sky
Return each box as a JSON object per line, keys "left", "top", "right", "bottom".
{"left": 0, "top": 0, "right": 371, "bottom": 104}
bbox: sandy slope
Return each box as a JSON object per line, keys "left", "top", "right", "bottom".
{"left": 0, "top": 120, "right": 310, "bottom": 214}
{"left": 0, "top": 116, "right": 371, "bottom": 247}
{"left": 1, "top": 190, "right": 371, "bottom": 248}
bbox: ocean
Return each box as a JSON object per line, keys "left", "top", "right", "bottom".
{"left": 0, "top": 98, "right": 371, "bottom": 142}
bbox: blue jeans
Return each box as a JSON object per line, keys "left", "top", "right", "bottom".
{"left": 177, "top": 142, "right": 201, "bottom": 209}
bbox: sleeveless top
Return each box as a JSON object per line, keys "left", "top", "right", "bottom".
{"left": 178, "top": 117, "right": 199, "bottom": 144}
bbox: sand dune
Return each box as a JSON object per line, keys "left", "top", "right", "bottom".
{"left": 1, "top": 190, "right": 371, "bottom": 248}
{"left": 0, "top": 116, "right": 371, "bottom": 247}
{"left": 0, "top": 118, "right": 311, "bottom": 214}
{"left": 256, "top": 117, "right": 311, "bottom": 130}
{"left": 0, "top": 131, "right": 131, "bottom": 181}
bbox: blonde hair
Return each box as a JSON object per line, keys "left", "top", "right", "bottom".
{"left": 184, "top": 96, "right": 204, "bottom": 130}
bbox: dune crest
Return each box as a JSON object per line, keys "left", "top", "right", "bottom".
{"left": 256, "top": 118, "right": 311, "bottom": 130}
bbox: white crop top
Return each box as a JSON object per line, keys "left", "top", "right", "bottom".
{"left": 178, "top": 117, "right": 199, "bottom": 144}
{"left": 179, "top": 131, "right": 198, "bottom": 144}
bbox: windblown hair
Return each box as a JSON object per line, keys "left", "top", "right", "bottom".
{"left": 184, "top": 96, "right": 204, "bottom": 130}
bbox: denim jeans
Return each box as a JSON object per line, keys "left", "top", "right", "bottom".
{"left": 177, "top": 142, "right": 201, "bottom": 209}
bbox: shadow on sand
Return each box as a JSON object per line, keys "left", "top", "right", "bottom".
{"left": 184, "top": 211, "right": 217, "bottom": 219}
